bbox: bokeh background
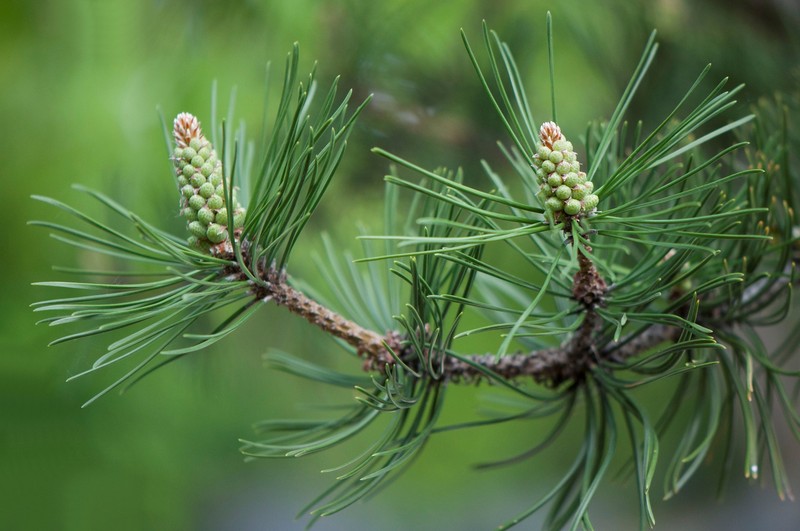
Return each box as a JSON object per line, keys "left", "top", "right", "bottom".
{"left": 3, "top": 0, "right": 800, "bottom": 529}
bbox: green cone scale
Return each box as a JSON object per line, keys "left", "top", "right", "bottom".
{"left": 531, "top": 121, "right": 599, "bottom": 218}
{"left": 172, "top": 113, "right": 246, "bottom": 253}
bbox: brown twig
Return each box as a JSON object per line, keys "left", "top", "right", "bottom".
{"left": 442, "top": 322, "right": 680, "bottom": 385}
{"left": 250, "top": 262, "right": 680, "bottom": 386}
{"left": 250, "top": 268, "right": 402, "bottom": 371}
{"left": 236, "top": 231, "right": 675, "bottom": 387}
{"left": 234, "top": 206, "right": 797, "bottom": 388}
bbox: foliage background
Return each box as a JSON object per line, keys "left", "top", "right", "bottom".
{"left": 2, "top": 0, "right": 799, "bottom": 529}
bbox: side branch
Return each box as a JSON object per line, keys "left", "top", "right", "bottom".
{"left": 245, "top": 247, "right": 682, "bottom": 388}
{"left": 252, "top": 269, "right": 401, "bottom": 369}
{"left": 444, "top": 323, "right": 680, "bottom": 385}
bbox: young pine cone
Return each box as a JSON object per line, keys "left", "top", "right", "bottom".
{"left": 532, "top": 121, "right": 599, "bottom": 217}
{"left": 172, "top": 112, "right": 246, "bottom": 253}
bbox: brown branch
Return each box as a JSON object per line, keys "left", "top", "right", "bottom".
{"left": 253, "top": 267, "right": 679, "bottom": 386}
{"left": 447, "top": 242, "right": 614, "bottom": 386}
{"left": 227, "top": 214, "right": 788, "bottom": 387}
{"left": 253, "top": 269, "right": 683, "bottom": 386}
{"left": 237, "top": 239, "right": 687, "bottom": 387}
{"left": 442, "top": 323, "right": 680, "bottom": 385}
{"left": 251, "top": 268, "right": 402, "bottom": 371}
{"left": 226, "top": 196, "right": 799, "bottom": 387}
{"left": 247, "top": 262, "right": 680, "bottom": 386}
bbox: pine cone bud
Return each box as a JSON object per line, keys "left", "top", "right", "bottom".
{"left": 171, "top": 113, "right": 247, "bottom": 254}
{"left": 531, "top": 122, "right": 599, "bottom": 219}
{"left": 538, "top": 121, "right": 563, "bottom": 149}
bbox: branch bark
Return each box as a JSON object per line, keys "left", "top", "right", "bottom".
{"left": 252, "top": 265, "right": 681, "bottom": 386}
{"left": 251, "top": 268, "right": 402, "bottom": 370}
{"left": 229, "top": 216, "right": 791, "bottom": 388}
{"left": 238, "top": 237, "right": 684, "bottom": 388}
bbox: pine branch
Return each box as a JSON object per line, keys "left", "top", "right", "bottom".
{"left": 244, "top": 219, "right": 795, "bottom": 388}
{"left": 249, "top": 265, "right": 403, "bottom": 371}
{"left": 31, "top": 23, "right": 800, "bottom": 529}
{"left": 238, "top": 242, "right": 679, "bottom": 387}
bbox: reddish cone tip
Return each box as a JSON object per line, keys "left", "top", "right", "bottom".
{"left": 539, "top": 121, "right": 563, "bottom": 149}
{"left": 173, "top": 112, "right": 202, "bottom": 149}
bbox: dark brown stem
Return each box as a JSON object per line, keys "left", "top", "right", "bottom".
{"left": 234, "top": 210, "right": 798, "bottom": 386}
{"left": 251, "top": 268, "right": 401, "bottom": 371}
{"left": 253, "top": 267, "right": 680, "bottom": 386}
{"left": 240, "top": 241, "right": 680, "bottom": 387}
{"left": 442, "top": 322, "right": 680, "bottom": 385}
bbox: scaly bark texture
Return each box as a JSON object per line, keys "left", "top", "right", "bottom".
{"left": 240, "top": 243, "right": 643, "bottom": 388}
{"left": 252, "top": 268, "right": 402, "bottom": 371}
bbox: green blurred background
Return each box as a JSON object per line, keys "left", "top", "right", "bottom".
{"left": 3, "top": 0, "right": 800, "bottom": 529}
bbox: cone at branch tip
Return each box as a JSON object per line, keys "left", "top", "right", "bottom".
{"left": 171, "top": 113, "right": 246, "bottom": 254}
{"left": 532, "top": 121, "right": 599, "bottom": 218}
